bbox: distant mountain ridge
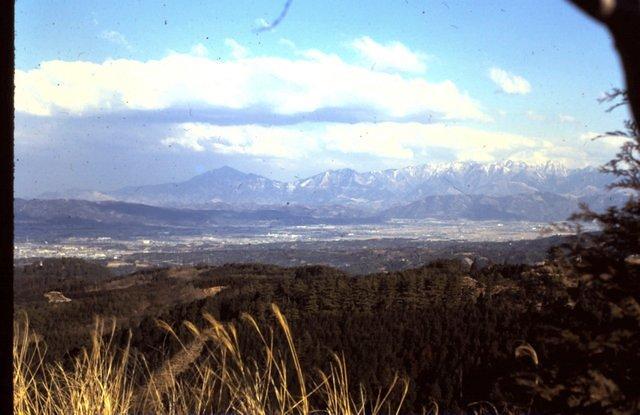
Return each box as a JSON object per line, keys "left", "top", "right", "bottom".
{"left": 41, "top": 161, "right": 613, "bottom": 209}
{"left": 14, "top": 198, "right": 380, "bottom": 242}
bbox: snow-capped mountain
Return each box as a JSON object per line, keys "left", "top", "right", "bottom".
{"left": 41, "top": 161, "right": 619, "bottom": 217}
{"left": 288, "top": 161, "right": 585, "bottom": 205}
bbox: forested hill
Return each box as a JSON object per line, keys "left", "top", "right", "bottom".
{"left": 15, "top": 257, "right": 577, "bottom": 413}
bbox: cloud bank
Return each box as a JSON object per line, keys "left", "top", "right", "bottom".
{"left": 161, "top": 121, "right": 559, "bottom": 164}
{"left": 15, "top": 40, "right": 485, "bottom": 121}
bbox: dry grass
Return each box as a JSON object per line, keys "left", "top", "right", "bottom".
{"left": 13, "top": 304, "right": 411, "bottom": 414}
{"left": 13, "top": 314, "right": 136, "bottom": 415}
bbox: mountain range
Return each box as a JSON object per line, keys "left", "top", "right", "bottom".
{"left": 34, "top": 161, "right": 630, "bottom": 222}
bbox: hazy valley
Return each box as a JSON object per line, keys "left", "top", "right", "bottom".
{"left": 16, "top": 160, "right": 618, "bottom": 278}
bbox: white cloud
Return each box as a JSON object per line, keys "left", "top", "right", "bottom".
{"left": 100, "top": 30, "right": 133, "bottom": 51}
{"left": 489, "top": 67, "right": 531, "bottom": 95}
{"left": 190, "top": 43, "right": 209, "bottom": 57}
{"left": 15, "top": 46, "right": 487, "bottom": 121}
{"left": 506, "top": 139, "right": 596, "bottom": 168}
{"left": 320, "top": 122, "right": 537, "bottom": 161}
{"left": 162, "top": 123, "right": 625, "bottom": 168}
{"left": 163, "top": 123, "right": 318, "bottom": 158}
{"left": 558, "top": 114, "right": 576, "bottom": 123}
{"left": 351, "top": 36, "right": 427, "bottom": 73}
{"left": 224, "top": 38, "right": 248, "bottom": 59}
{"left": 163, "top": 121, "right": 538, "bottom": 162}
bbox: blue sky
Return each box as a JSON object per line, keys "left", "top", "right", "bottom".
{"left": 15, "top": 0, "right": 631, "bottom": 196}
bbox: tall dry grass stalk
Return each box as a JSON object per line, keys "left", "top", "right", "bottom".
{"left": 145, "top": 304, "right": 409, "bottom": 414}
{"left": 13, "top": 316, "right": 136, "bottom": 415}
{"left": 15, "top": 304, "right": 410, "bottom": 414}
{"left": 13, "top": 313, "right": 49, "bottom": 414}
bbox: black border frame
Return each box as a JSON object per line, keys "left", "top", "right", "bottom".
{"left": 1, "top": 1, "right": 15, "bottom": 413}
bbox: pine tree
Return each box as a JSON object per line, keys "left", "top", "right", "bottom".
{"left": 529, "top": 90, "right": 640, "bottom": 414}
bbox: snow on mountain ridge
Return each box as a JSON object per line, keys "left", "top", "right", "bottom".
{"left": 44, "top": 162, "right": 613, "bottom": 210}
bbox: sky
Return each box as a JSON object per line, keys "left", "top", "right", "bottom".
{"left": 14, "top": 0, "right": 632, "bottom": 197}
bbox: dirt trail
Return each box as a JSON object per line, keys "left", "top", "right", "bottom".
{"left": 136, "top": 286, "right": 226, "bottom": 405}
{"left": 147, "top": 327, "right": 214, "bottom": 391}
